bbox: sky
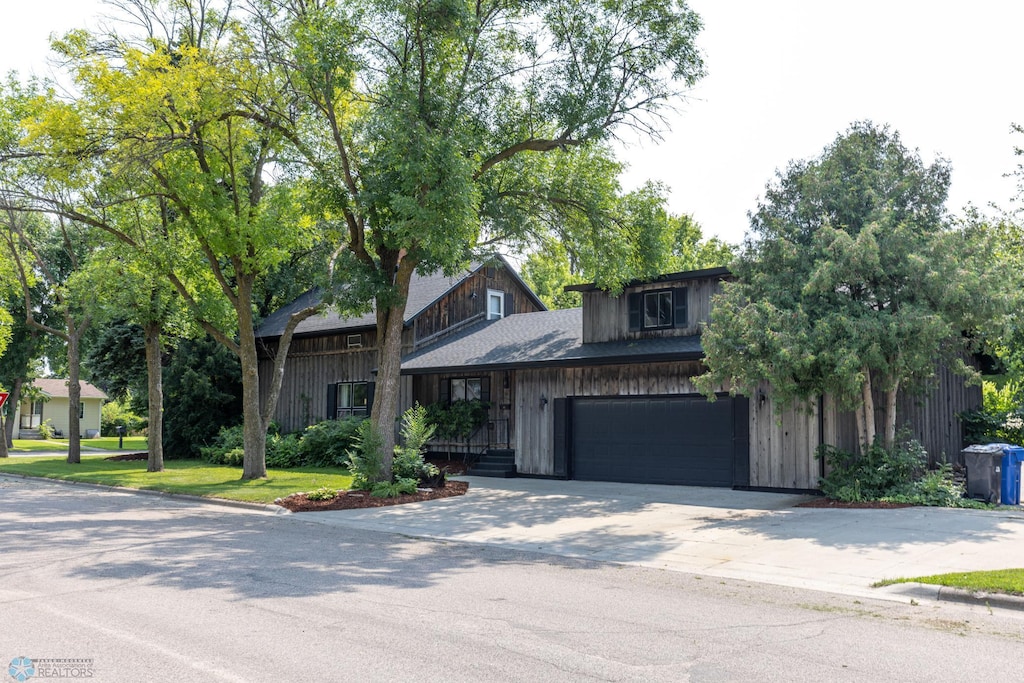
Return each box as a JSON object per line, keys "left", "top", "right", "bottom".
{"left": 3, "top": 1, "right": 1023, "bottom": 245}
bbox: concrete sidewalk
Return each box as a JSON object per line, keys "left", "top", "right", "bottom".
{"left": 300, "top": 476, "right": 1024, "bottom": 604}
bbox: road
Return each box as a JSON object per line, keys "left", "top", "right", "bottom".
{"left": 1, "top": 475, "right": 1022, "bottom": 682}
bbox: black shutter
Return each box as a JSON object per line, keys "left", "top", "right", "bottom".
{"left": 628, "top": 292, "right": 641, "bottom": 331}
{"left": 504, "top": 292, "right": 514, "bottom": 317}
{"left": 439, "top": 377, "right": 450, "bottom": 405}
{"left": 326, "top": 383, "right": 337, "bottom": 420}
{"left": 480, "top": 376, "right": 491, "bottom": 404}
{"left": 552, "top": 398, "right": 569, "bottom": 478}
{"left": 366, "top": 382, "right": 375, "bottom": 414}
{"left": 673, "top": 287, "right": 689, "bottom": 328}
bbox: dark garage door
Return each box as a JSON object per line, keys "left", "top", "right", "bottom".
{"left": 570, "top": 395, "right": 747, "bottom": 487}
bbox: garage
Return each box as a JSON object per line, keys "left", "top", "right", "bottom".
{"left": 569, "top": 395, "right": 749, "bottom": 487}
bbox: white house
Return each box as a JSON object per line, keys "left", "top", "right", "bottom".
{"left": 13, "top": 379, "right": 107, "bottom": 439}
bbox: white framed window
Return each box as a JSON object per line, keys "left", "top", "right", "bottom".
{"left": 346, "top": 333, "right": 362, "bottom": 349}
{"left": 487, "top": 289, "right": 504, "bottom": 320}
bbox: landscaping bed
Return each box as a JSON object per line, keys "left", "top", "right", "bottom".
{"left": 276, "top": 480, "right": 469, "bottom": 512}
{"left": 796, "top": 497, "right": 914, "bottom": 509}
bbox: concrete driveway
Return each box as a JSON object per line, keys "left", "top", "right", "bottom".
{"left": 302, "top": 476, "right": 1024, "bottom": 602}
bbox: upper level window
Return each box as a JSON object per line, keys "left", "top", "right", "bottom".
{"left": 643, "top": 291, "right": 673, "bottom": 329}
{"left": 628, "top": 287, "right": 688, "bottom": 331}
{"left": 487, "top": 289, "right": 504, "bottom": 320}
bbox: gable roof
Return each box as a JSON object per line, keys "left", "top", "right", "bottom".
{"left": 400, "top": 308, "right": 704, "bottom": 374}
{"left": 30, "top": 378, "right": 107, "bottom": 400}
{"left": 563, "top": 266, "right": 732, "bottom": 292}
{"left": 255, "top": 255, "right": 544, "bottom": 340}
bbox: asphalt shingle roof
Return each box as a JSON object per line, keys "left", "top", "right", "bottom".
{"left": 255, "top": 266, "right": 482, "bottom": 339}
{"left": 400, "top": 308, "right": 705, "bottom": 373}
{"left": 31, "top": 378, "right": 108, "bottom": 400}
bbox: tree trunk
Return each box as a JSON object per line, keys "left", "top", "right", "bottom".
{"left": 859, "top": 366, "right": 876, "bottom": 450}
{"left": 7, "top": 377, "right": 22, "bottom": 447}
{"left": 66, "top": 331, "right": 83, "bottom": 464}
{"left": 144, "top": 320, "right": 164, "bottom": 472}
{"left": 883, "top": 379, "right": 900, "bottom": 450}
{"left": 259, "top": 305, "right": 322, "bottom": 430}
{"left": 236, "top": 274, "right": 267, "bottom": 480}
{"left": 371, "top": 258, "right": 416, "bottom": 483}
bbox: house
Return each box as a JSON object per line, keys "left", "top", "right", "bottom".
{"left": 398, "top": 267, "right": 979, "bottom": 491}
{"left": 260, "top": 264, "right": 979, "bottom": 492}
{"left": 255, "top": 256, "right": 546, "bottom": 433}
{"left": 14, "top": 378, "right": 108, "bottom": 439}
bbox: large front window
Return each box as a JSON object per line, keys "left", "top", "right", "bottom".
{"left": 336, "top": 382, "right": 368, "bottom": 417}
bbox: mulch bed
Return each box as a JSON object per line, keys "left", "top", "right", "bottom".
{"left": 104, "top": 452, "right": 149, "bottom": 461}
{"left": 276, "top": 480, "right": 469, "bottom": 512}
{"left": 796, "top": 497, "right": 914, "bottom": 509}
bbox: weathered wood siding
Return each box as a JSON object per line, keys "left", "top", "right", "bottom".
{"left": 514, "top": 362, "right": 706, "bottom": 475}
{"left": 582, "top": 276, "right": 723, "bottom": 343}
{"left": 747, "top": 383, "right": 822, "bottom": 490}
{"left": 830, "top": 363, "right": 981, "bottom": 466}
{"left": 410, "top": 370, "right": 513, "bottom": 452}
{"left": 258, "top": 328, "right": 415, "bottom": 434}
{"left": 413, "top": 266, "right": 541, "bottom": 348}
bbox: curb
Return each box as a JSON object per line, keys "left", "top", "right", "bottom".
{"left": 0, "top": 472, "right": 292, "bottom": 515}
{"left": 878, "top": 582, "right": 1024, "bottom": 611}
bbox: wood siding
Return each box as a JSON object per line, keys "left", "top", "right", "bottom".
{"left": 514, "top": 362, "right": 707, "bottom": 475}
{"left": 582, "top": 276, "right": 724, "bottom": 343}
{"left": 413, "top": 266, "right": 542, "bottom": 348}
{"left": 410, "top": 370, "right": 513, "bottom": 453}
{"left": 747, "top": 383, "right": 822, "bottom": 490}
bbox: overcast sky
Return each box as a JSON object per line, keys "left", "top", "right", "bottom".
{"left": 3, "top": 1, "right": 1023, "bottom": 245}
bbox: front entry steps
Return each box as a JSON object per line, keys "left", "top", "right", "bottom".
{"left": 467, "top": 448, "right": 517, "bottom": 478}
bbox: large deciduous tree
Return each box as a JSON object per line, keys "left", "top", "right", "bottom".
{"left": 696, "top": 122, "right": 1012, "bottom": 450}
{"left": 249, "top": 0, "right": 708, "bottom": 476}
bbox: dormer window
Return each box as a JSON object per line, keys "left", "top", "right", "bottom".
{"left": 487, "top": 289, "right": 504, "bottom": 320}
{"left": 628, "top": 287, "right": 688, "bottom": 331}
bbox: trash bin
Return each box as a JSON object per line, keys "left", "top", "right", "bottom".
{"left": 1000, "top": 445, "right": 1024, "bottom": 506}
{"left": 962, "top": 444, "right": 1006, "bottom": 503}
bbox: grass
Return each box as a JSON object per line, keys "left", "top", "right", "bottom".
{"left": 0, "top": 455, "right": 353, "bottom": 504}
{"left": 874, "top": 569, "right": 1024, "bottom": 596}
{"left": 9, "top": 436, "right": 149, "bottom": 453}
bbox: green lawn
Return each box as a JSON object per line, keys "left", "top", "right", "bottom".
{"left": 8, "top": 436, "right": 149, "bottom": 453}
{"left": 0, "top": 455, "right": 353, "bottom": 503}
{"left": 875, "top": 569, "right": 1024, "bottom": 596}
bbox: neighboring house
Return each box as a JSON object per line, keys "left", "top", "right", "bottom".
{"left": 399, "top": 267, "right": 978, "bottom": 491}
{"left": 255, "top": 256, "right": 546, "bottom": 434}
{"left": 14, "top": 378, "right": 107, "bottom": 439}
{"left": 260, "top": 264, "right": 979, "bottom": 492}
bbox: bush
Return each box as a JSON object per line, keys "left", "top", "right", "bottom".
{"left": 306, "top": 486, "right": 339, "bottom": 501}
{"left": 265, "top": 433, "right": 302, "bottom": 468}
{"left": 296, "top": 417, "right": 364, "bottom": 467}
{"left": 101, "top": 398, "right": 145, "bottom": 437}
{"left": 37, "top": 419, "right": 55, "bottom": 440}
{"left": 199, "top": 425, "right": 245, "bottom": 464}
{"left": 879, "top": 464, "right": 988, "bottom": 508}
{"left": 344, "top": 420, "right": 385, "bottom": 490}
{"left": 371, "top": 478, "right": 418, "bottom": 498}
{"left": 393, "top": 404, "right": 441, "bottom": 485}
{"left": 424, "top": 399, "right": 489, "bottom": 442}
{"left": 817, "top": 439, "right": 927, "bottom": 503}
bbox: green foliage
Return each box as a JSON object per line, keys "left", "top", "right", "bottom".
{"left": 392, "top": 404, "right": 440, "bottom": 484}
{"left": 100, "top": 397, "right": 145, "bottom": 437}
{"left": 697, "top": 122, "right": 1013, "bottom": 446}
{"left": 305, "top": 486, "right": 339, "bottom": 501}
{"left": 199, "top": 425, "right": 244, "bottom": 464}
{"left": 296, "top": 417, "right": 365, "bottom": 468}
{"left": 344, "top": 420, "right": 385, "bottom": 490}
{"left": 817, "top": 439, "right": 979, "bottom": 507}
{"left": 265, "top": 433, "right": 302, "bottom": 468}
{"left": 370, "top": 478, "right": 418, "bottom": 499}
{"left": 37, "top": 419, "right": 55, "bottom": 440}
{"left": 424, "top": 399, "right": 489, "bottom": 442}
{"left": 818, "top": 440, "right": 927, "bottom": 503}
{"left": 162, "top": 336, "right": 243, "bottom": 458}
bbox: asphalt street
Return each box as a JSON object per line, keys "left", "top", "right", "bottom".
{"left": 2, "top": 475, "right": 1024, "bottom": 682}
